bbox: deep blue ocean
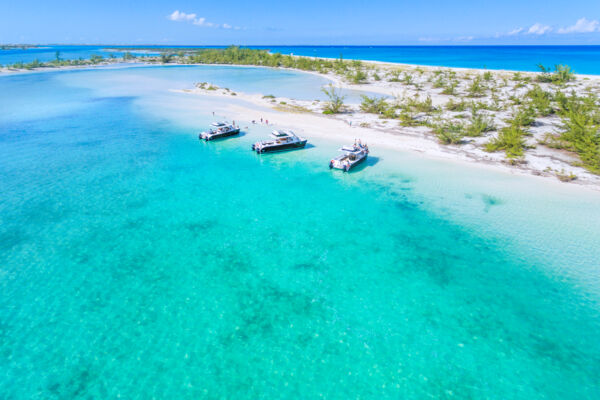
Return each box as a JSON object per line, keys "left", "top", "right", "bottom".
{"left": 2, "top": 45, "right": 600, "bottom": 74}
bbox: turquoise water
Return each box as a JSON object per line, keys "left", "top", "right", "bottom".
{"left": 3, "top": 45, "right": 600, "bottom": 74}
{"left": 1, "top": 66, "right": 600, "bottom": 399}
{"left": 2, "top": 65, "right": 376, "bottom": 107}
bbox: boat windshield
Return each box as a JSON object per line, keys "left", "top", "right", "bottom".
{"left": 271, "top": 130, "right": 289, "bottom": 137}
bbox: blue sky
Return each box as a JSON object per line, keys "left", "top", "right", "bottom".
{"left": 1, "top": 0, "right": 600, "bottom": 45}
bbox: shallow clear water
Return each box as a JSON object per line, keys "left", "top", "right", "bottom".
{"left": 2, "top": 64, "right": 376, "bottom": 108}
{"left": 1, "top": 66, "right": 600, "bottom": 399}
{"left": 3, "top": 45, "right": 600, "bottom": 75}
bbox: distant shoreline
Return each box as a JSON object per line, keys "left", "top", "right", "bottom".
{"left": 2, "top": 44, "right": 600, "bottom": 74}
{"left": 0, "top": 44, "right": 40, "bottom": 51}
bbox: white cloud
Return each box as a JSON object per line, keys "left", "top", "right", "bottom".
{"left": 557, "top": 18, "right": 600, "bottom": 34}
{"left": 455, "top": 36, "right": 474, "bottom": 42}
{"left": 507, "top": 27, "right": 523, "bottom": 36}
{"left": 168, "top": 10, "right": 196, "bottom": 22}
{"left": 526, "top": 23, "right": 552, "bottom": 35}
{"left": 168, "top": 10, "right": 238, "bottom": 29}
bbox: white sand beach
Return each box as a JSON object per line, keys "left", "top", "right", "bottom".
{"left": 175, "top": 60, "right": 600, "bottom": 190}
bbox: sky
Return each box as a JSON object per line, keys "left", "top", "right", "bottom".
{"left": 1, "top": 0, "right": 600, "bottom": 45}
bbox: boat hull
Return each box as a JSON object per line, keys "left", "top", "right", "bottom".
{"left": 200, "top": 128, "right": 240, "bottom": 141}
{"left": 331, "top": 154, "right": 367, "bottom": 171}
{"left": 255, "top": 140, "right": 307, "bottom": 153}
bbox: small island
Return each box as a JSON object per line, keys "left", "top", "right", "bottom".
{"left": 2, "top": 46, "right": 599, "bottom": 186}
{"left": 0, "top": 44, "right": 40, "bottom": 50}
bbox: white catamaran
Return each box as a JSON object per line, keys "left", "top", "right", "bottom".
{"left": 252, "top": 130, "right": 307, "bottom": 153}
{"left": 199, "top": 122, "right": 240, "bottom": 141}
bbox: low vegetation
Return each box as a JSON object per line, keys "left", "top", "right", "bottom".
{"left": 431, "top": 119, "right": 464, "bottom": 144}
{"left": 485, "top": 123, "right": 529, "bottom": 159}
{"left": 537, "top": 64, "right": 575, "bottom": 85}
{"left": 359, "top": 95, "right": 389, "bottom": 114}
{"left": 464, "top": 110, "right": 495, "bottom": 137}
{"left": 542, "top": 91, "right": 600, "bottom": 173}
{"left": 321, "top": 84, "right": 346, "bottom": 114}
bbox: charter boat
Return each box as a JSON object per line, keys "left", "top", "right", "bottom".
{"left": 252, "top": 130, "right": 307, "bottom": 153}
{"left": 329, "top": 144, "right": 369, "bottom": 172}
{"left": 199, "top": 122, "right": 240, "bottom": 141}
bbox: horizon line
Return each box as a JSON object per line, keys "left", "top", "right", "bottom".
{"left": 4, "top": 43, "right": 600, "bottom": 48}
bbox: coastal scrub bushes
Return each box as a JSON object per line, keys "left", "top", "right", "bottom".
{"left": 394, "top": 95, "right": 436, "bottom": 126}
{"left": 387, "top": 70, "right": 402, "bottom": 82}
{"left": 160, "top": 53, "right": 174, "bottom": 63}
{"left": 542, "top": 91, "right": 600, "bottom": 173}
{"left": 397, "top": 95, "right": 435, "bottom": 113}
{"left": 537, "top": 64, "right": 575, "bottom": 85}
{"left": 467, "top": 76, "right": 486, "bottom": 97}
{"left": 485, "top": 106, "right": 534, "bottom": 159}
{"left": 348, "top": 69, "right": 368, "bottom": 84}
{"left": 431, "top": 119, "right": 464, "bottom": 144}
{"left": 5, "top": 56, "right": 100, "bottom": 70}
{"left": 485, "top": 123, "right": 529, "bottom": 158}
{"left": 360, "top": 95, "right": 389, "bottom": 114}
{"left": 185, "top": 46, "right": 357, "bottom": 77}
{"left": 441, "top": 80, "right": 458, "bottom": 95}
{"left": 526, "top": 86, "right": 554, "bottom": 116}
{"left": 433, "top": 75, "right": 446, "bottom": 88}
{"left": 508, "top": 104, "right": 537, "bottom": 127}
{"left": 398, "top": 108, "right": 419, "bottom": 127}
{"left": 445, "top": 98, "right": 467, "bottom": 112}
{"left": 464, "top": 110, "right": 495, "bottom": 137}
{"left": 321, "top": 84, "right": 346, "bottom": 114}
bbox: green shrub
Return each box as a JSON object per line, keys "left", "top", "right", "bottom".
{"left": 387, "top": 70, "right": 402, "bottom": 82}
{"left": 360, "top": 95, "right": 389, "bottom": 114}
{"left": 442, "top": 81, "right": 458, "bottom": 95}
{"left": 398, "top": 109, "right": 418, "bottom": 126}
{"left": 537, "top": 64, "right": 575, "bottom": 85}
{"left": 321, "top": 84, "right": 346, "bottom": 114}
{"left": 433, "top": 75, "right": 446, "bottom": 88}
{"left": 349, "top": 69, "right": 368, "bottom": 84}
{"left": 432, "top": 120, "right": 464, "bottom": 144}
{"left": 465, "top": 111, "right": 495, "bottom": 137}
{"left": 467, "top": 76, "right": 486, "bottom": 97}
{"left": 526, "top": 85, "right": 554, "bottom": 116}
{"left": 509, "top": 105, "right": 537, "bottom": 127}
{"left": 485, "top": 123, "right": 528, "bottom": 158}
{"left": 445, "top": 98, "right": 467, "bottom": 112}
{"left": 551, "top": 93, "right": 600, "bottom": 173}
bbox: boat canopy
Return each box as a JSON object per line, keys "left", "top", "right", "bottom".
{"left": 271, "top": 130, "right": 290, "bottom": 138}
{"left": 340, "top": 146, "right": 363, "bottom": 153}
